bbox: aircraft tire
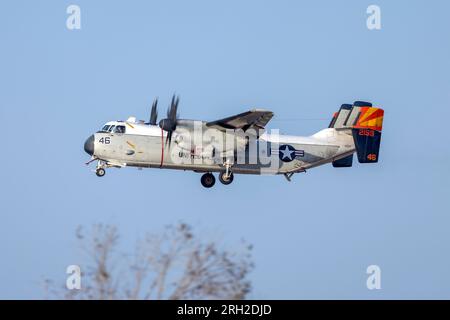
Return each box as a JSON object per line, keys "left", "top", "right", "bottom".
{"left": 219, "top": 172, "right": 234, "bottom": 185}
{"left": 96, "top": 168, "right": 106, "bottom": 177}
{"left": 201, "top": 173, "right": 215, "bottom": 188}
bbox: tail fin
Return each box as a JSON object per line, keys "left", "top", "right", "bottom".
{"left": 330, "top": 104, "right": 354, "bottom": 167}
{"left": 328, "top": 104, "right": 352, "bottom": 128}
{"left": 347, "top": 101, "right": 384, "bottom": 163}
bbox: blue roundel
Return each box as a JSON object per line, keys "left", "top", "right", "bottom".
{"left": 278, "top": 144, "right": 296, "bottom": 162}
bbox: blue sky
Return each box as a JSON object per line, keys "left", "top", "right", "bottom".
{"left": 1, "top": 0, "right": 450, "bottom": 299}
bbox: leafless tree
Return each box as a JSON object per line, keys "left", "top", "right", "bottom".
{"left": 46, "top": 223, "right": 253, "bottom": 300}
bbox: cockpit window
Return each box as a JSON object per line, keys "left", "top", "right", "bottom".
{"left": 114, "top": 125, "right": 126, "bottom": 134}
{"left": 108, "top": 125, "right": 115, "bottom": 132}
{"left": 101, "top": 125, "right": 110, "bottom": 132}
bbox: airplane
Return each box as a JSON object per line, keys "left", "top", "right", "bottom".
{"left": 83, "top": 96, "right": 384, "bottom": 188}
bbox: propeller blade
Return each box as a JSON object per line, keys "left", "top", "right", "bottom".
{"left": 168, "top": 94, "right": 179, "bottom": 121}
{"left": 160, "top": 94, "right": 180, "bottom": 147}
{"left": 167, "top": 95, "right": 173, "bottom": 118}
{"left": 166, "top": 130, "right": 173, "bottom": 147}
{"left": 149, "top": 98, "right": 158, "bottom": 125}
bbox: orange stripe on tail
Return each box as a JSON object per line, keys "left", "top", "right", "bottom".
{"left": 353, "top": 107, "right": 384, "bottom": 132}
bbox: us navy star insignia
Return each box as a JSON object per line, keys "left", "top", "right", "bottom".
{"left": 280, "top": 145, "right": 295, "bottom": 160}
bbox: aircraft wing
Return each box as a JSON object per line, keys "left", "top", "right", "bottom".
{"left": 206, "top": 109, "right": 274, "bottom": 132}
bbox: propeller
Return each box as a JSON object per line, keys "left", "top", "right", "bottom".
{"left": 159, "top": 94, "right": 180, "bottom": 146}
{"left": 149, "top": 98, "right": 158, "bottom": 125}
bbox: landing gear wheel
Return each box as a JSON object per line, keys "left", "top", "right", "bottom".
{"left": 201, "top": 173, "right": 215, "bottom": 188}
{"left": 96, "top": 168, "right": 106, "bottom": 177}
{"left": 219, "top": 172, "right": 234, "bottom": 185}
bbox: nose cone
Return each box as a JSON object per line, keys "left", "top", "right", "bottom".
{"left": 84, "top": 135, "right": 95, "bottom": 156}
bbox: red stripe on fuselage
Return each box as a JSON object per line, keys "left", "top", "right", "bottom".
{"left": 160, "top": 128, "right": 164, "bottom": 168}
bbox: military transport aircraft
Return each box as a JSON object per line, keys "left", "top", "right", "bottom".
{"left": 83, "top": 96, "right": 384, "bottom": 188}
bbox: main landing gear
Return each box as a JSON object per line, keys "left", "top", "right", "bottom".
{"left": 219, "top": 172, "right": 234, "bottom": 185}
{"left": 200, "top": 171, "right": 234, "bottom": 188}
{"left": 201, "top": 173, "right": 216, "bottom": 188}
{"left": 201, "top": 160, "right": 234, "bottom": 188}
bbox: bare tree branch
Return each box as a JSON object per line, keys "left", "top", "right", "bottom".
{"left": 46, "top": 222, "right": 253, "bottom": 300}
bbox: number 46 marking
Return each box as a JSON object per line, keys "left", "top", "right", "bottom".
{"left": 99, "top": 137, "right": 110, "bottom": 144}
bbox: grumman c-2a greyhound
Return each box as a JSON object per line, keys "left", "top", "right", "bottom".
{"left": 83, "top": 96, "right": 384, "bottom": 188}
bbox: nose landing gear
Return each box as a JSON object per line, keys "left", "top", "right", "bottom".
{"left": 96, "top": 168, "right": 106, "bottom": 177}
{"left": 94, "top": 160, "right": 108, "bottom": 177}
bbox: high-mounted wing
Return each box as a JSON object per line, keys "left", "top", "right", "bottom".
{"left": 206, "top": 109, "right": 274, "bottom": 132}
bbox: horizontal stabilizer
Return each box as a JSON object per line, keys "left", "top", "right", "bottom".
{"left": 332, "top": 154, "right": 353, "bottom": 167}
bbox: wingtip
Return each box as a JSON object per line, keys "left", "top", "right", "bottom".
{"left": 250, "top": 108, "right": 273, "bottom": 114}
